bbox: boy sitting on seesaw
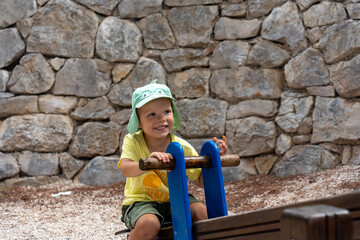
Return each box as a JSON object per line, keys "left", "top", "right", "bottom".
{"left": 118, "top": 80, "right": 227, "bottom": 240}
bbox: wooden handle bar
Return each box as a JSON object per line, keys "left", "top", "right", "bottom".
{"left": 139, "top": 154, "right": 240, "bottom": 170}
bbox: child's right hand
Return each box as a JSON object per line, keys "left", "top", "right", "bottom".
{"left": 149, "top": 152, "right": 173, "bottom": 163}
{"left": 213, "top": 136, "right": 228, "bottom": 155}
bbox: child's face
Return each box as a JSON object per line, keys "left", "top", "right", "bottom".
{"left": 137, "top": 98, "right": 175, "bottom": 139}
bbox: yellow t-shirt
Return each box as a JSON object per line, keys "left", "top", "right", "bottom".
{"left": 118, "top": 131, "right": 202, "bottom": 206}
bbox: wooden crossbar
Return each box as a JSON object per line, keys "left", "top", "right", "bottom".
{"left": 139, "top": 154, "right": 240, "bottom": 170}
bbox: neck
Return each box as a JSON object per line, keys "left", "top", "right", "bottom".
{"left": 143, "top": 133, "right": 172, "bottom": 153}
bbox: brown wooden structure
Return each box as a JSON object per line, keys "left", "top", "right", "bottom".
{"left": 155, "top": 191, "right": 360, "bottom": 240}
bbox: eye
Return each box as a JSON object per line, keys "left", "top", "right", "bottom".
{"left": 143, "top": 93, "right": 149, "bottom": 98}
{"left": 157, "top": 89, "right": 164, "bottom": 94}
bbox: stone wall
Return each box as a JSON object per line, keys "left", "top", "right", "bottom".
{"left": 1, "top": 0, "right": 360, "bottom": 186}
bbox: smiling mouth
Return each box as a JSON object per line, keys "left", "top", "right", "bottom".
{"left": 154, "top": 125, "right": 168, "bottom": 131}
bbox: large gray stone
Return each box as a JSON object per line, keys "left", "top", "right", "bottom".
{"left": 316, "top": 20, "right": 360, "bottom": 64}
{"left": 118, "top": 0, "right": 162, "bottom": 18}
{"left": 254, "top": 155, "right": 278, "bottom": 175}
{"left": 138, "top": 13, "right": 175, "bottom": 50}
{"left": 0, "top": 153, "right": 19, "bottom": 180}
{"left": 248, "top": 0, "right": 287, "bottom": 18}
{"left": 125, "top": 57, "right": 167, "bottom": 88}
{"left": 329, "top": 54, "right": 360, "bottom": 98}
{"left": 347, "top": 3, "right": 360, "bottom": 20}
{"left": 296, "top": 0, "right": 320, "bottom": 11}
{"left": 262, "top": 2, "right": 307, "bottom": 55}
{"left": 79, "top": 156, "right": 125, "bottom": 186}
{"left": 303, "top": 2, "right": 347, "bottom": 28}
{"left": 284, "top": 48, "right": 329, "bottom": 89}
{"left": 226, "top": 117, "right": 277, "bottom": 157}
{"left": 167, "top": 5, "right": 218, "bottom": 47}
{"left": 275, "top": 93, "right": 314, "bottom": 133}
{"left": 210, "top": 40, "right": 251, "bottom": 69}
{"left": 59, "top": 153, "right": 84, "bottom": 180}
{"left": 68, "top": 122, "right": 122, "bottom": 158}
{"left": 112, "top": 63, "right": 134, "bottom": 83}
{"left": 221, "top": 3, "right": 247, "bottom": 17}
{"left": 247, "top": 40, "right": 290, "bottom": 68}
{"left": 18, "top": 151, "right": 60, "bottom": 176}
{"left": 96, "top": 17, "right": 142, "bottom": 63}
{"left": 177, "top": 98, "right": 227, "bottom": 138}
{"left": 16, "top": 18, "right": 34, "bottom": 38}
{"left": 0, "top": 0, "right": 37, "bottom": 28}
{"left": 39, "top": 95, "right": 77, "bottom": 114}
{"left": 70, "top": 97, "right": 115, "bottom": 120}
{"left": 107, "top": 79, "right": 133, "bottom": 107}
{"left": 306, "top": 86, "right": 335, "bottom": 97}
{"left": 238, "top": 159, "right": 258, "bottom": 180}
{"left": 222, "top": 166, "right": 242, "bottom": 182}
{"left": 161, "top": 48, "right": 209, "bottom": 72}
{"left": 0, "top": 114, "right": 74, "bottom": 152}
{"left": 275, "top": 134, "right": 293, "bottom": 155}
{"left": 0, "top": 96, "right": 38, "bottom": 119}
{"left": 0, "top": 28, "right": 25, "bottom": 68}
{"left": 27, "top": 0, "right": 98, "bottom": 58}
{"left": 53, "top": 58, "right": 113, "bottom": 97}
{"left": 272, "top": 145, "right": 339, "bottom": 177}
{"left": 214, "top": 18, "right": 261, "bottom": 40}
{"left": 210, "top": 67, "right": 283, "bottom": 101}
{"left": 312, "top": 97, "right": 360, "bottom": 144}
{"left": 227, "top": 100, "right": 278, "bottom": 119}
{"left": 168, "top": 68, "right": 210, "bottom": 99}
{"left": 8, "top": 54, "right": 55, "bottom": 94}
{"left": 110, "top": 109, "right": 132, "bottom": 126}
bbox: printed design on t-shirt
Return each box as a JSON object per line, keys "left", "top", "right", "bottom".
{"left": 142, "top": 172, "right": 169, "bottom": 202}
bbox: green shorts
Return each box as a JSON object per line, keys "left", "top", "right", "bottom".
{"left": 121, "top": 194, "right": 203, "bottom": 230}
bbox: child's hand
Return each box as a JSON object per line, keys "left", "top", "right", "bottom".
{"left": 149, "top": 152, "right": 173, "bottom": 163}
{"left": 213, "top": 136, "right": 228, "bottom": 155}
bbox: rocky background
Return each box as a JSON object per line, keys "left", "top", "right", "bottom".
{"left": 0, "top": 0, "right": 360, "bottom": 187}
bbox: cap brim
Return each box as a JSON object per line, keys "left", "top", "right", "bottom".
{"left": 136, "top": 94, "right": 175, "bottom": 109}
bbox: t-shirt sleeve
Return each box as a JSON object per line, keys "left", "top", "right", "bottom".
{"left": 118, "top": 134, "right": 138, "bottom": 168}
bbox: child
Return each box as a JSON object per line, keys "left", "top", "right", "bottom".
{"left": 118, "top": 80, "right": 227, "bottom": 240}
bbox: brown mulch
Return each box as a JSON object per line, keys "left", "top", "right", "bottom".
{"left": 1, "top": 165, "right": 360, "bottom": 212}
{"left": 0, "top": 165, "right": 359, "bottom": 239}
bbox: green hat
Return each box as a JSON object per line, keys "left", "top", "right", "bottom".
{"left": 127, "top": 80, "right": 181, "bottom": 134}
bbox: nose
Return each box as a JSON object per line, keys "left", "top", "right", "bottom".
{"left": 157, "top": 113, "right": 166, "bottom": 122}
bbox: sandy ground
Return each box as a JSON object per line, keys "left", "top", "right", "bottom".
{"left": 1, "top": 165, "right": 360, "bottom": 239}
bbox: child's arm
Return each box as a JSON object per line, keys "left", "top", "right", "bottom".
{"left": 119, "top": 152, "right": 173, "bottom": 177}
{"left": 194, "top": 174, "right": 204, "bottom": 188}
{"left": 119, "top": 158, "right": 146, "bottom": 177}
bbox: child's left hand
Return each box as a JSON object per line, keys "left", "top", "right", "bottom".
{"left": 213, "top": 136, "right": 228, "bottom": 155}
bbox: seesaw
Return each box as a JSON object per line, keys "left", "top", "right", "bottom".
{"left": 117, "top": 141, "right": 360, "bottom": 240}
{"left": 141, "top": 141, "right": 359, "bottom": 240}
{"left": 139, "top": 141, "right": 240, "bottom": 240}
